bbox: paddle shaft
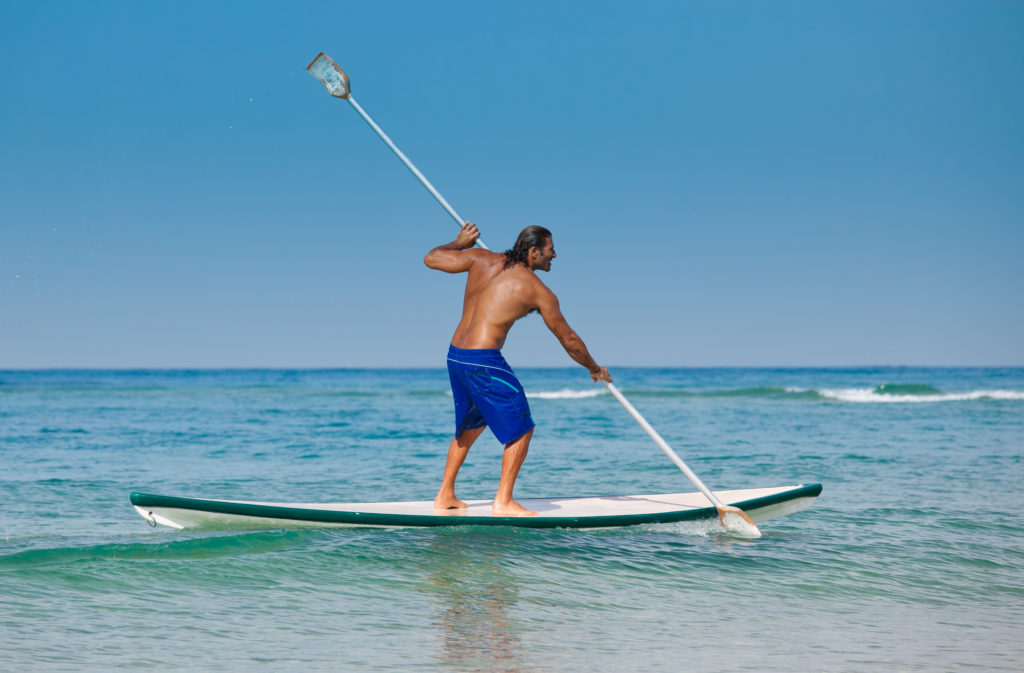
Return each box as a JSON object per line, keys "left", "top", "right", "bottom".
{"left": 345, "top": 95, "right": 490, "bottom": 251}
{"left": 602, "top": 381, "right": 727, "bottom": 509}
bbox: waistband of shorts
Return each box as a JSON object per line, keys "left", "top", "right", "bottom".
{"left": 448, "top": 344, "right": 502, "bottom": 358}
{"left": 447, "top": 344, "right": 511, "bottom": 369}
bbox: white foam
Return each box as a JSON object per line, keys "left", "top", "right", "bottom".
{"left": 817, "top": 388, "right": 1024, "bottom": 404}
{"left": 527, "top": 388, "right": 607, "bottom": 400}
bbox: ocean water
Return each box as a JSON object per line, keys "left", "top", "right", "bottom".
{"left": 1, "top": 367, "right": 1022, "bottom": 672}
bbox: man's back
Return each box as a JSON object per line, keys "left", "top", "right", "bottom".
{"left": 424, "top": 222, "right": 605, "bottom": 379}
{"left": 451, "top": 252, "right": 544, "bottom": 350}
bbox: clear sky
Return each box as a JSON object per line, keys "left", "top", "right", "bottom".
{"left": 2, "top": 1, "right": 1022, "bottom": 368}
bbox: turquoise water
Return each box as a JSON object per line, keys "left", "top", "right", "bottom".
{"left": 2, "top": 367, "right": 1022, "bottom": 671}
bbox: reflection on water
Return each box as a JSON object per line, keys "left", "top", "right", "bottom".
{"left": 422, "top": 532, "right": 531, "bottom": 673}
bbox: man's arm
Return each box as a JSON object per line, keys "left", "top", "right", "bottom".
{"left": 423, "top": 222, "right": 483, "bottom": 272}
{"left": 536, "top": 285, "right": 612, "bottom": 383}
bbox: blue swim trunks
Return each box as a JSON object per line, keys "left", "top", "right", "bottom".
{"left": 447, "top": 344, "right": 535, "bottom": 445}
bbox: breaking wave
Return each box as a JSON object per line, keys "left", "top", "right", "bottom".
{"left": 528, "top": 388, "right": 607, "bottom": 400}
{"left": 524, "top": 385, "right": 1024, "bottom": 404}
{"left": 814, "top": 387, "right": 1024, "bottom": 403}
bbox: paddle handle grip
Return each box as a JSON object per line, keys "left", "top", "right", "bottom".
{"left": 602, "top": 381, "right": 725, "bottom": 510}
{"left": 346, "top": 95, "right": 490, "bottom": 251}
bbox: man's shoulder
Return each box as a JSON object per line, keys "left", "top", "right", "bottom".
{"left": 464, "top": 250, "right": 507, "bottom": 280}
{"left": 503, "top": 264, "right": 555, "bottom": 298}
{"left": 466, "top": 249, "right": 504, "bottom": 264}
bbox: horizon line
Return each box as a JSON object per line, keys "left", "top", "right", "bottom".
{"left": 3, "top": 364, "right": 1023, "bottom": 372}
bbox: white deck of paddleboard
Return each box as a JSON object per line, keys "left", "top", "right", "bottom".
{"left": 133, "top": 485, "right": 817, "bottom": 529}
{"left": 220, "top": 486, "right": 796, "bottom": 516}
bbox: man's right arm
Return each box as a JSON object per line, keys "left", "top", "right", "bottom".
{"left": 536, "top": 285, "right": 612, "bottom": 383}
{"left": 423, "top": 222, "right": 482, "bottom": 273}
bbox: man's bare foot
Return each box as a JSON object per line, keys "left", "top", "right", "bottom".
{"left": 492, "top": 500, "right": 537, "bottom": 517}
{"left": 434, "top": 494, "right": 468, "bottom": 510}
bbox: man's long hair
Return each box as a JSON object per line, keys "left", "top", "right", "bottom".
{"left": 503, "top": 226, "right": 552, "bottom": 269}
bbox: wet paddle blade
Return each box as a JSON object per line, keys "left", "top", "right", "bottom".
{"left": 307, "top": 52, "right": 350, "bottom": 98}
{"left": 718, "top": 506, "right": 762, "bottom": 538}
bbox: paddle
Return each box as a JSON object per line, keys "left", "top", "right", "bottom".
{"left": 307, "top": 53, "right": 762, "bottom": 537}
{"left": 305, "top": 53, "right": 490, "bottom": 252}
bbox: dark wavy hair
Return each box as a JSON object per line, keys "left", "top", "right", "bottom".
{"left": 503, "top": 226, "right": 552, "bottom": 269}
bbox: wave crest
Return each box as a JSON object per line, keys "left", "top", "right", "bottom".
{"left": 524, "top": 385, "right": 1024, "bottom": 404}
{"left": 817, "top": 388, "right": 1024, "bottom": 403}
{"left": 527, "top": 388, "right": 607, "bottom": 400}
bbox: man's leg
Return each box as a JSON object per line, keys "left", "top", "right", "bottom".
{"left": 492, "top": 428, "right": 537, "bottom": 517}
{"left": 434, "top": 425, "right": 487, "bottom": 509}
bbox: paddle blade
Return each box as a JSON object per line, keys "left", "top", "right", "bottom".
{"left": 307, "top": 52, "right": 350, "bottom": 98}
{"left": 718, "top": 506, "right": 762, "bottom": 538}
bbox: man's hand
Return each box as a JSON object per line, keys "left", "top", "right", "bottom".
{"left": 590, "top": 366, "right": 612, "bottom": 383}
{"left": 455, "top": 222, "right": 480, "bottom": 249}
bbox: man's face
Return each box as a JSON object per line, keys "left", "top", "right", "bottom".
{"left": 531, "top": 237, "right": 556, "bottom": 272}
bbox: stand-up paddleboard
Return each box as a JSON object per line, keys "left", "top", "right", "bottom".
{"left": 131, "top": 484, "right": 821, "bottom": 531}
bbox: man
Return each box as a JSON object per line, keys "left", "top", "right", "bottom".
{"left": 424, "top": 222, "right": 612, "bottom": 516}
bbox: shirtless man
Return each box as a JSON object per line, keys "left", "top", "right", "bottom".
{"left": 424, "top": 223, "right": 612, "bottom": 516}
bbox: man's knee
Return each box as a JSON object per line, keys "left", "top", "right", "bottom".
{"left": 504, "top": 427, "right": 534, "bottom": 449}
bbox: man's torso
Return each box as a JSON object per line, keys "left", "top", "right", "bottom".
{"left": 450, "top": 252, "right": 543, "bottom": 350}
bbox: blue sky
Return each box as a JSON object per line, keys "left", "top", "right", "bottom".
{"left": 2, "top": 1, "right": 1021, "bottom": 368}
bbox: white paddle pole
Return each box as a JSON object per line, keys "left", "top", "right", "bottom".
{"left": 602, "top": 381, "right": 760, "bottom": 536}
{"left": 306, "top": 53, "right": 489, "bottom": 251}
{"left": 307, "top": 53, "right": 760, "bottom": 537}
